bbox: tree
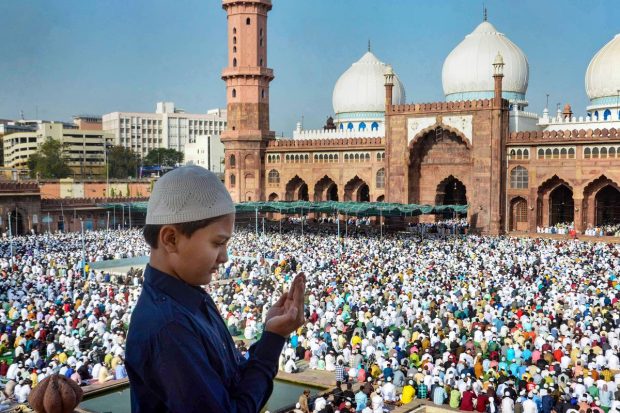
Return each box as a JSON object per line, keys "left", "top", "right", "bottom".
{"left": 107, "top": 145, "right": 140, "bottom": 179}
{"left": 144, "top": 148, "right": 184, "bottom": 167}
{"left": 27, "top": 137, "right": 72, "bottom": 179}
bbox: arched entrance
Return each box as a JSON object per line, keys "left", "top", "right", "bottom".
{"left": 344, "top": 176, "right": 370, "bottom": 202}
{"left": 408, "top": 126, "right": 471, "bottom": 204}
{"left": 268, "top": 193, "right": 279, "bottom": 201}
{"left": 549, "top": 185, "right": 574, "bottom": 226}
{"left": 314, "top": 176, "right": 338, "bottom": 201}
{"left": 285, "top": 176, "right": 309, "bottom": 201}
{"left": 596, "top": 185, "right": 620, "bottom": 225}
{"left": 435, "top": 176, "right": 467, "bottom": 220}
{"left": 436, "top": 176, "right": 467, "bottom": 205}
{"left": 510, "top": 197, "right": 528, "bottom": 231}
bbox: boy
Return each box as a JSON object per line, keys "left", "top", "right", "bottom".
{"left": 126, "top": 166, "right": 305, "bottom": 412}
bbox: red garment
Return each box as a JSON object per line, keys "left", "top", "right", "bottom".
{"left": 461, "top": 390, "right": 475, "bottom": 411}
{"left": 476, "top": 393, "right": 489, "bottom": 413}
{"left": 0, "top": 362, "right": 8, "bottom": 376}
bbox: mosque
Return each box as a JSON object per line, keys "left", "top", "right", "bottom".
{"left": 220, "top": 0, "right": 620, "bottom": 235}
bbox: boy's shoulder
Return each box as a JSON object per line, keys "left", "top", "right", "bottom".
{"left": 127, "top": 285, "right": 191, "bottom": 344}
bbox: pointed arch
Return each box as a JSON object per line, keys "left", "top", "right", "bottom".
{"left": 344, "top": 176, "right": 370, "bottom": 202}
{"left": 435, "top": 175, "right": 467, "bottom": 205}
{"left": 314, "top": 175, "right": 338, "bottom": 202}
{"left": 285, "top": 175, "right": 309, "bottom": 201}
{"left": 408, "top": 123, "right": 472, "bottom": 150}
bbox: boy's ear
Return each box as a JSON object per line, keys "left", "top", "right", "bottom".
{"left": 159, "top": 225, "right": 179, "bottom": 253}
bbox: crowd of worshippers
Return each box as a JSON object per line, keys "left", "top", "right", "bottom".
{"left": 219, "top": 227, "right": 620, "bottom": 413}
{"left": 1, "top": 225, "right": 620, "bottom": 413}
{"left": 0, "top": 230, "right": 145, "bottom": 406}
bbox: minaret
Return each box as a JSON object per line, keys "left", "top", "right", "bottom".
{"left": 221, "top": 0, "right": 274, "bottom": 202}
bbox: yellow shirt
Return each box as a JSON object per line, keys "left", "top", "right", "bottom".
{"left": 401, "top": 385, "right": 415, "bottom": 404}
{"left": 351, "top": 335, "right": 362, "bottom": 348}
{"left": 58, "top": 352, "right": 68, "bottom": 364}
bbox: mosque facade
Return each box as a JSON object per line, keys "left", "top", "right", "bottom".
{"left": 221, "top": 0, "right": 620, "bottom": 235}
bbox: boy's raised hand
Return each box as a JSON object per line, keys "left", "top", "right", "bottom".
{"left": 265, "top": 272, "right": 306, "bottom": 337}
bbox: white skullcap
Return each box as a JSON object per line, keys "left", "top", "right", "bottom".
{"left": 146, "top": 165, "right": 235, "bottom": 225}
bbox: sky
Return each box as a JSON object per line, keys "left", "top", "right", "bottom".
{"left": 0, "top": 0, "right": 616, "bottom": 136}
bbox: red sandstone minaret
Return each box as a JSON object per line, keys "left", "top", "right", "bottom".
{"left": 221, "top": 0, "right": 275, "bottom": 202}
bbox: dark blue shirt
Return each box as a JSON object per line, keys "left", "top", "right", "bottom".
{"left": 126, "top": 265, "right": 285, "bottom": 412}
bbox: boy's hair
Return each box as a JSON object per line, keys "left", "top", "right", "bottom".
{"left": 143, "top": 217, "right": 219, "bottom": 248}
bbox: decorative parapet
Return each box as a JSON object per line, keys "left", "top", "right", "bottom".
{"left": 389, "top": 99, "right": 503, "bottom": 114}
{"left": 511, "top": 110, "right": 539, "bottom": 119}
{"left": 508, "top": 127, "right": 620, "bottom": 143}
{"left": 539, "top": 114, "right": 620, "bottom": 128}
{"left": 267, "top": 137, "right": 385, "bottom": 149}
{"left": 292, "top": 128, "right": 384, "bottom": 140}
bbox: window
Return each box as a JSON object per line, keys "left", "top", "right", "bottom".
{"left": 545, "top": 149, "right": 552, "bottom": 158}
{"left": 230, "top": 174, "right": 236, "bottom": 187}
{"left": 604, "top": 109, "right": 612, "bottom": 121}
{"left": 553, "top": 148, "right": 560, "bottom": 159}
{"left": 510, "top": 149, "right": 516, "bottom": 160}
{"left": 233, "top": 36, "right": 236, "bottom": 45}
{"left": 568, "top": 148, "right": 575, "bottom": 159}
{"left": 268, "top": 169, "right": 280, "bottom": 184}
{"left": 538, "top": 149, "right": 544, "bottom": 159}
{"left": 261, "top": 89, "right": 265, "bottom": 99}
{"left": 246, "top": 17, "right": 251, "bottom": 25}
{"left": 347, "top": 122, "right": 354, "bottom": 131}
{"left": 601, "top": 147, "right": 608, "bottom": 158}
{"left": 371, "top": 122, "right": 379, "bottom": 131}
{"left": 376, "top": 168, "right": 385, "bottom": 189}
{"left": 523, "top": 149, "right": 529, "bottom": 159}
{"left": 229, "top": 154, "right": 236, "bottom": 168}
{"left": 592, "top": 147, "right": 599, "bottom": 158}
{"left": 359, "top": 122, "right": 366, "bottom": 131}
{"left": 610, "top": 147, "right": 616, "bottom": 158}
{"left": 560, "top": 148, "right": 567, "bottom": 158}
{"left": 584, "top": 148, "right": 591, "bottom": 159}
{"left": 232, "top": 89, "right": 236, "bottom": 98}
{"left": 233, "top": 27, "right": 236, "bottom": 34}
{"left": 233, "top": 58, "right": 237, "bottom": 67}
{"left": 510, "top": 166, "right": 528, "bottom": 189}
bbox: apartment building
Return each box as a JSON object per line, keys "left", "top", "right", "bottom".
{"left": 102, "top": 102, "right": 227, "bottom": 158}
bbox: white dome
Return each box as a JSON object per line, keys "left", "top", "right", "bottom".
{"left": 332, "top": 51, "right": 406, "bottom": 115}
{"left": 585, "top": 34, "right": 620, "bottom": 102}
{"left": 442, "top": 21, "right": 529, "bottom": 102}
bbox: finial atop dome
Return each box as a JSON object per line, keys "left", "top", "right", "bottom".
{"left": 483, "top": 4, "right": 488, "bottom": 21}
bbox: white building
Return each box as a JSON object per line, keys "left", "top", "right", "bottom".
{"left": 102, "top": 102, "right": 227, "bottom": 158}
{"left": 184, "top": 116, "right": 226, "bottom": 175}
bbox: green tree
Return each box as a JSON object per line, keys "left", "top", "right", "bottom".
{"left": 107, "top": 145, "right": 140, "bottom": 179}
{"left": 27, "top": 137, "right": 72, "bottom": 179}
{"left": 144, "top": 148, "right": 184, "bottom": 167}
